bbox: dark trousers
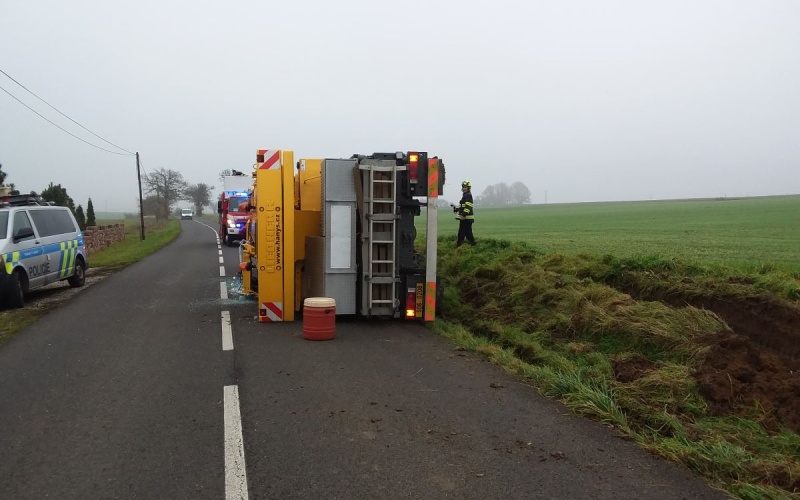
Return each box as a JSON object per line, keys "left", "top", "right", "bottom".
{"left": 457, "top": 219, "right": 476, "bottom": 246}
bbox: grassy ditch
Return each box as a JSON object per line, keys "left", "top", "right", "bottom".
{"left": 433, "top": 238, "right": 800, "bottom": 499}
{"left": 0, "top": 219, "right": 180, "bottom": 345}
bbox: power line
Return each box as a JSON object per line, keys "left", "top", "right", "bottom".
{"left": 0, "top": 68, "right": 135, "bottom": 155}
{"left": 138, "top": 157, "right": 149, "bottom": 177}
{"left": 0, "top": 82, "right": 132, "bottom": 156}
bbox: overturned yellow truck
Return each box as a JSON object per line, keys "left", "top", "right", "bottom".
{"left": 238, "top": 150, "right": 445, "bottom": 323}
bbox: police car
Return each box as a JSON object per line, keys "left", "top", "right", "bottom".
{"left": 0, "top": 193, "right": 87, "bottom": 309}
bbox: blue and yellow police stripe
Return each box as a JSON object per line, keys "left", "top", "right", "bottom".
{"left": 58, "top": 240, "right": 79, "bottom": 278}
{"left": 3, "top": 251, "right": 19, "bottom": 274}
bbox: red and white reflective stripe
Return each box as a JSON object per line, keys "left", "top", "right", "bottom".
{"left": 424, "top": 281, "right": 436, "bottom": 321}
{"left": 258, "top": 149, "right": 281, "bottom": 170}
{"left": 427, "top": 158, "right": 439, "bottom": 198}
{"left": 259, "top": 302, "right": 283, "bottom": 321}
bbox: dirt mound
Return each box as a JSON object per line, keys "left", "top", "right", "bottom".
{"left": 696, "top": 297, "right": 800, "bottom": 362}
{"left": 688, "top": 297, "right": 800, "bottom": 433}
{"left": 613, "top": 354, "right": 655, "bottom": 383}
{"left": 611, "top": 283, "right": 800, "bottom": 433}
{"left": 694, "top": 332, "right": 800, "bottom": 433}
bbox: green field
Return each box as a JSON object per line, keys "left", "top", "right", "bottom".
{"left": 434, "top": 196, "right": 800, "bottom": 272}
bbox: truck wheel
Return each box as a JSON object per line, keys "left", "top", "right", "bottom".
{"left": 6, "top": 270, "right": 25, "bottom": 308}
{"left": 68, "top": 258, "right": 86, "bottom": 288}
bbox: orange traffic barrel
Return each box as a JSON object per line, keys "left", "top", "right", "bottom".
{"left": 302, "top": 297, "right": 336, "bottom": 341}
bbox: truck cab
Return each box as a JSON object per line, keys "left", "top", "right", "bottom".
{"left": 218, "top": 174, "right": 254, "bottom": 246}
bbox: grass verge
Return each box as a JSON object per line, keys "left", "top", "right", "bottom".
{"left": 90, "top": 219, "right": 180, "bottom": 269}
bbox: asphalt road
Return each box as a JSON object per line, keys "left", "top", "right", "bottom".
{"left": 0, "top": 220, "right": 729, "bottom": 499}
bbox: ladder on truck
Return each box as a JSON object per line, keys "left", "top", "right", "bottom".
{"left": 362, "top": 164, "right": 399, "bottom": 316}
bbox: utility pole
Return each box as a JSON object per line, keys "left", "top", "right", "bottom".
{"left": 136, "top": 152, "right": 145, "bottom": 241}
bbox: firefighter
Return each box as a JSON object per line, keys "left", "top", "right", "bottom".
{"left": 454, "top": 180, "right": 476, "bottom": 246}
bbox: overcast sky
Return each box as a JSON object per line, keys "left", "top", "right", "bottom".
{"left": 1, "top": 1, "right": 798, "bottom": 212}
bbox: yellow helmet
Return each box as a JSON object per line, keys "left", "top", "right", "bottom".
{"left": 461, "top": 180, "right": 472, "bottom": 188}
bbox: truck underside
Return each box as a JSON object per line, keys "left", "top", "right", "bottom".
{"left": 238, "top": 150, "right": 443, "bottom": 322}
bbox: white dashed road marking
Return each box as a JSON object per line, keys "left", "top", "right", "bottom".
{"left": 224, "top": 385, "right": 249, "bottom": 500}
{"left": 221, "top": 311, "right": 233, "bottom": 351}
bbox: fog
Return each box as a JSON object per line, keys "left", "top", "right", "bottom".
{"left": 1, "top": 0, "right": 798, "bottom": 211}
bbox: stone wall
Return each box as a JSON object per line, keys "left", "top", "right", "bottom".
{"left": 84, "top": 224, "right": 126, "bottom": 255}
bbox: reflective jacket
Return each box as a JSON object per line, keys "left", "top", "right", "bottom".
{"left": 458, "top": 190, "right": 475, "bottom": 220}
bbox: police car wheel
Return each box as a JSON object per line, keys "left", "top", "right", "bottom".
{"left": 68, "top": 259, "right": 86, "bottom": 288}
{"left": 6, "top": 271, "right": 24, "bottom": 308}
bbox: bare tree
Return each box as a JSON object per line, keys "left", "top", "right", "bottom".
{"left": 478, "top": 182, "right": 510, "bottom": 206}
{"left": 509, "top": 181, "right": 531, "bottom": 204}
{"left": 140, "top": 195, "right": 161, "bottom": 217}
{"left": 143, "top": 168, "right": 188, "bottom": 220}
{"left": 218, "top": 169, "right": 232, "bottom": 183}
{"left": 184, "top": 183, "right": 213, "bottom": 216}
{"left": 477, "top": 181, "right": 531, "bottom": 206}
